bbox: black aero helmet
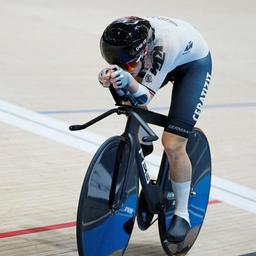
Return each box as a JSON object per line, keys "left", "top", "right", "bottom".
{"left": 100, "top": 16, "right": 154, "bottom": 65}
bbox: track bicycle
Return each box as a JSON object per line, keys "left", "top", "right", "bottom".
{"left": 69, "top": 88, "right": 212, "bottom": 256}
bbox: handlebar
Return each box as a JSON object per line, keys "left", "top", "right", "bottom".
{"left": 69, "top": 106, "right": 159, "bottom": 142}
{"left": 69, "top": 87, "right": 161, "bottom": 142}
{"left": 69, "top": 108, "right": 118, "bottom": 131}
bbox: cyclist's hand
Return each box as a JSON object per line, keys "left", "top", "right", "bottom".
{"left": 110, "top": 65, "right": 132, "bottom": 89}
{"left": 98, "top": 68, "right": 111, "bottom": 88}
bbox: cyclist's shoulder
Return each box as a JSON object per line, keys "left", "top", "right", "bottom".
{"left": 145, "top": 16, "right": 195, "bottom": 32}
{"left": 148, "top": 16, "right": 209, "bottom": 66}
{"left": 145, "top": 16, "right": 202, "bottom": 61}
{"left": 145, "top": 16, "right": 207, "bottom": 46}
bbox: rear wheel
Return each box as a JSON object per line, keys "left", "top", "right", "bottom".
{"left": 158, "top": 128, "right": 212, "bottom": 255}
{"left": 76, "top": 136, "right": 139, "bottom": 256}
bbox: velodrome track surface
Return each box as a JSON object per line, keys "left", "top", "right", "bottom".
{"left": 0, "top": 1, "right": 255, "bottom": 255}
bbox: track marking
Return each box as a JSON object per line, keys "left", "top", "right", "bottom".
{"left": 0, "top": 200, "right": 220, "bottom": 239}
{"left": 0, "top": 99, "right": 256, "bottom": 215}
{"left": 38, "top": 102, "right": 256, "bottom": 115}
{"left": 0, "top": 222, "right": 76, "bottom": 239}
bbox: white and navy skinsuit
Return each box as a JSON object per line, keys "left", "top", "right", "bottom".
{"left": 136, "top": 16, "right": 212, "bottom": 138}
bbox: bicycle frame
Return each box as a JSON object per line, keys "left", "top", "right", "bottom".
{"left": 70, "top": 104, "right": 170, "bottom": 215}
{"left": 124, "top": 108, "right": 171, "bottom": 214}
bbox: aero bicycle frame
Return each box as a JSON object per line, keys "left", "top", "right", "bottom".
{"left": 70, "top": 99, "right": 170, "bottom": 215}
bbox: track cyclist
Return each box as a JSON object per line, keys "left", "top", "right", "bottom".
{"left": 98, "top": 16, "right": 212, "bottom": 243}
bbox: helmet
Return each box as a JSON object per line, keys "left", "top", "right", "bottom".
{"left": 100, "top": 16, "right": 154, "bottom": 65}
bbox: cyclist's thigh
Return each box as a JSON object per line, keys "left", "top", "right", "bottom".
{"left": 164, "top": 52, "right": 212, "bottom": 138}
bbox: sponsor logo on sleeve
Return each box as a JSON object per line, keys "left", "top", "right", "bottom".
{"left": 150, "top": 46, "right": 166, "bottom": 76}
{"left": 183, "top": 41, "right": 193, "bottom": 55}
{"left": 145, "top": 74, "right": 153, "bottom": 83}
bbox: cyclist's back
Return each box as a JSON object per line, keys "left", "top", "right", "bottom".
{"left": 140, "top": 16, "right": 210, "bottom": 92}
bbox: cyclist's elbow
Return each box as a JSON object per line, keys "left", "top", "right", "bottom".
{"left": 131, "top": 84, "right": 152, "bottom": 106}
{"left": 135, "top": 94, "right": 152, "bottom": 106}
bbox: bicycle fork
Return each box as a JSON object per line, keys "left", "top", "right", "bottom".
{"left": 108, "top": 137, "right": 137, "bottom": 213}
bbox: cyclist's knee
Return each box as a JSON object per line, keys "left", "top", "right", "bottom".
{"left": 162, "top": 132, "right": 187, "bottom": 160}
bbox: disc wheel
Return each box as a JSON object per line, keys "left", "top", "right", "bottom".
{"left": 76, "top": 136, "right": 139, "bottom": 256}
{"left": 158, "top": 128, "right": 212, "bottom": 256}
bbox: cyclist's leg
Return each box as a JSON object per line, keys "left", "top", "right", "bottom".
{"left": 162, "top": 132, "right": 192, "bottom": 242}
{"left": 162, "top": 132, "right": 191, "bottom": 182}
{"left": 162, "top": 52, "right": 212, "bottom": 242}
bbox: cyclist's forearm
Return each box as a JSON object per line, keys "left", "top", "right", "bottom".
{"left": 127, "top": 76, "right": 139, "bottom": 93}
{"left": 128, "top": 77, "right": 152, "bottom": 105}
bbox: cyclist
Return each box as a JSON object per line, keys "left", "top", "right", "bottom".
{"left": 98, "top": 16, "right": 212, "bottom": 242}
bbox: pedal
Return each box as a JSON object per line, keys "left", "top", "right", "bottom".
{"left": 166, "top": 192, "right": 175, "bottom": 201}
{"left": 190, "top": 190, "right": 196, "bottom": 197}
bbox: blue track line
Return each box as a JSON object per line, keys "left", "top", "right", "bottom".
{"left": 38, "top": 102, "right": 256, "bottom": 115}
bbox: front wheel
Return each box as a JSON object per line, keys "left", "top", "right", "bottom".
{"left": 158, "top": 128, "right": 212, "bottom": 256}
{"left": 76, "top": 136, "right": 139, "bottom": 256}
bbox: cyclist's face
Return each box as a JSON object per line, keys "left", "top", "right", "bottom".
{"left": 120, "top": 55, "right": 143, "bottom": 77}
{"left": 122, "top": 62, "right": 142, "bottom": 77}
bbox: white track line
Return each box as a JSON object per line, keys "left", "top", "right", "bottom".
{"left": 1, "top": 99, "right": 256, "bottom": 214}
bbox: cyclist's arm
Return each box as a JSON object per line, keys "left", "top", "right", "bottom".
{"left": 108, "top": 66, "right": 152, "bottom": 106}
{"left": 126, "top": 77, "right": 152, "bottom": 105}
{"left": 98, "top": 66, "right": 152, "bottom": 106}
